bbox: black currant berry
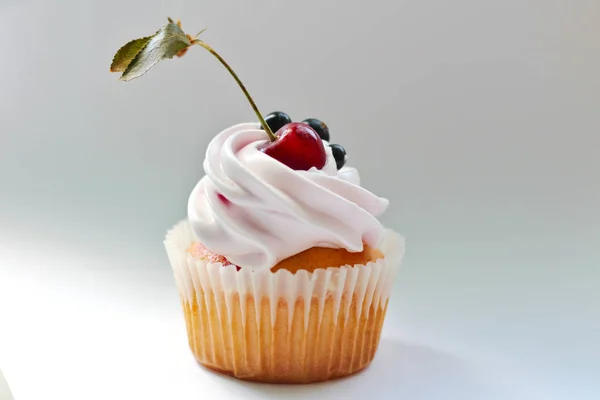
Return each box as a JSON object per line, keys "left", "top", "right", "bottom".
{"left": 262, "top": 111, "right": 292, "bottom": 133}
{"left": 329, "top": 144, "right": 346, "bottom": 170}
{"left": 302, "top": 118, "right": 330, "bottom": 142}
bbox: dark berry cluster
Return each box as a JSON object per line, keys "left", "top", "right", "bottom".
{"left": 261, "top": 111, "right": 347, "bottom": 170}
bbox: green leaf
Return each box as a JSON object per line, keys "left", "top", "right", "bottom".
{"left": 115, "top": 21, "right": 192, "bottom": 82}
{"left": 110, "top": 36, "right": 152, "bottom": 73}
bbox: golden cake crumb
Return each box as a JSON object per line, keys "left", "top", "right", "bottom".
{"left": 187, "top": 242, "right": 383, "bottom": 273}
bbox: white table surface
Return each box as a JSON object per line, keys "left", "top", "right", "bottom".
{"left": 0, "top": 234, "right": 596, "bottom": 400}
{"left": 0, "top": 369, "right": 13, "bottom": 400}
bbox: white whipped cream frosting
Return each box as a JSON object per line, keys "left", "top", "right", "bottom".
{"left": 188, "top": 123, "right": 389, "bottom": 270}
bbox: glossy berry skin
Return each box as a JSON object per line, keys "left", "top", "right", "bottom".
{"left": 262, "top": 111, "right": 292, "bottom": 133}
{"left": 258, "top": 122, "right": 327, "bottom": 171}
{"left": 329, "top": 144, "right": 347, "bottom": 170}
{"left": 302, "top": 118, "right": 330, "bottom": 142}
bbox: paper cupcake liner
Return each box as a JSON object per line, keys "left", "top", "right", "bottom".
{"left": 164, "top": 220, "right": 405, "bottom": 383}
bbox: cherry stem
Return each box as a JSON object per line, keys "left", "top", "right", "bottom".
{"left": 194, "top": 41, "right": 276, "bottom": 141}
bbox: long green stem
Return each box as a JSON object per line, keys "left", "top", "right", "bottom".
{"left": 195, "top": 41, "right": 276, "bottom": 141}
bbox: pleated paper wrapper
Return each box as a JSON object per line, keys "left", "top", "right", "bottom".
{"left": 164, "top": 220, "right": 405, "bottom": 383}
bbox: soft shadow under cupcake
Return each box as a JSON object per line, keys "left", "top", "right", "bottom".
{"left": 198, "top": 338, "right": 515, "bottom": 400}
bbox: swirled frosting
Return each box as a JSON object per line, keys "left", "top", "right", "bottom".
{"left": 187, "top": 123, "right": 388, "bottom": 269}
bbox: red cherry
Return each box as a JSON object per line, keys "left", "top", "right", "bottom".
{"left": 257, "top": 122, "right": 326, "bottom": 170}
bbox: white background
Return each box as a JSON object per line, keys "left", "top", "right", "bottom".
{"left": 1, "top": 0, "right": 599, "bottom": 399}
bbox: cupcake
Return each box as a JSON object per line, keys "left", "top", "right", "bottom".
{"left": 111, "top": 18, "right": 405, "bottom": 383}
